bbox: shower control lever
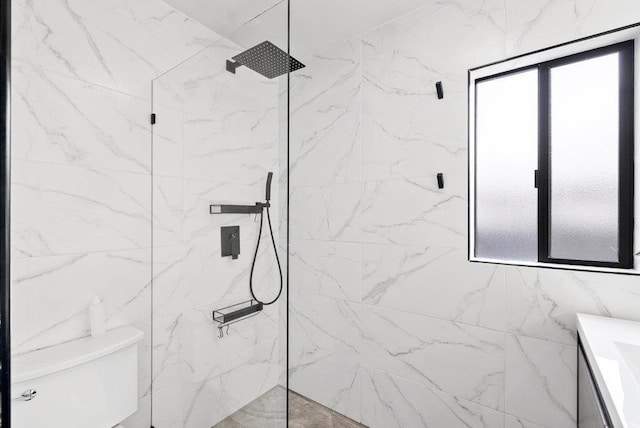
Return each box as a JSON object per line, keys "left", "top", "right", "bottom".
{"left": 230, "top": 236, "right": 239, "bottom": 259}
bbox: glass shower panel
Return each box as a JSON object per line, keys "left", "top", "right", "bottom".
{"left": 150, "top": 4, "right": 289, "bottom": 426}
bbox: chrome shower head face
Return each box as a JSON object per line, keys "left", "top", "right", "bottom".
{"left": 228, "top": 41, "right": 305, "bottom": 79}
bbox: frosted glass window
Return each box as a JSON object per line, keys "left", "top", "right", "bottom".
{"left": 471, "top": 38, "right": 634, "bottom": 270}
{"left": 548, "top": 53, "right": 620, "bottom": 262}
{"left": 475, "top": 69, "right": 539, "bottom": 261}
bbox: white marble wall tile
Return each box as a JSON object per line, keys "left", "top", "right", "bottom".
{"left": 12, "top": 161, "right": 150, "bottom": 257}
{"left": 289, "top": 182, "right": 362, "bottom": 242}
{"left": 506, "top": 266, "right": 640, "bottom": 345}
{"left": 180, "top": 40, "right": 246, "bottom": 117}
{"left": 176, "top": 235, "right": 276, "bottom": 316}
{"left": 151, "top": 312, "right": 189, "bottom": 395}
{"left": 12, "top": 0, "right": 219, "bottom": 95}
{"left": 12, "top": 63, "right": 150, "bottom": 173}
{"left": 289, "top": 297, "right": 359, "bottom": 419}
{"left": 361, "top": 0, "right": 506, "bottom": 71}
{"left": 362, "top": 305, "right": 504, "bottom": 411}
{"left": 289, "top": 348, "right": 361, "bottom": 422}
{"left": 180, "top": 302, "right": 279, "bottom": 382}
{"left": 151, "top": 381, "right": 185, "bottom": 428}
{"left": 152, "top": 246, "right": 184, "bottom": 319}
{"left": 154, "top": 338, "right": 281, "bottom": 428}
{"left": 153, "top": 176, "right": 183, "bottom": 248}
{"left": 361, "top": 174, "right": 466, "bottom": 247}
{"left": 505, "top": 0, "right": 640, "bottom": 56}
{"left": 193, "top": 77, "right": 278, "bottom": 145}
{"left": 289, "top": 41, "right": 361, "bottom": 187}
{"left": 296, "top": 38, "right": 361, "bottom": 78}
{"left": 153, "top": 68, "right": 185, "bottom": 112}
{"left": 362, "top": 245, "right": 504, "bottom": 330}
{"left": 181, "top": 337, "right": 280, "bottom": 428}
{"left": 504, "top": 335, "right": 576, "bottom": 428}
{"left": 11, "top": 248, "right": 151, "bottom": 354}
{"left": 361, "top": 365, "right": 504, "bottom": 428}
{"left": 182, "top": 111, "right": 278, "bottom": 184}
{"left": 289, "top": 239, "right": 361, "bottom": 301}
{"left": 290, "top": 291, "right": 361, "bottom": 360}
{"left": 361, "top": 50, "right": 467, "bottom": 181}
{"left": 504, "top": 414, "right": 545, "bottom": 428}
{"left": 152, "top": 104, "right": 184, "bottom": 178}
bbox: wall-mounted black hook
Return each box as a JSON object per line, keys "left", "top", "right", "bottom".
{"left": 437, "top": 173, "right": 444, "bottom": 189}
{"left": 435, "top": 81, "right": 444, "bottom": 99}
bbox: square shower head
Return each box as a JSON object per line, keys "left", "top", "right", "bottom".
{"left": 230, "top": 41, "right": 305, "bottom": 79}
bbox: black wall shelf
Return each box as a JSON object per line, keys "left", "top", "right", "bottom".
{"left": 213, "top": 299, "right": 264, "bottom": 338}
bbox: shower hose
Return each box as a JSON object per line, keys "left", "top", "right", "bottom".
{"left": 249, "top": 203, "right": 283, "bottom": 306}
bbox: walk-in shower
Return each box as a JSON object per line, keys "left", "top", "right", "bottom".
{"left": 148, "top": 4, "right": 292, "bottom": 425}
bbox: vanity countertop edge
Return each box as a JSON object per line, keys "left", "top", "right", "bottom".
{"left": 577, "top": 313, "right": 640, "bottom": 428}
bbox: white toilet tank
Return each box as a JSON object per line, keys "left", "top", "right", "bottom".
{"left": 12, "top": 326, "right": 144, "bottom": 428}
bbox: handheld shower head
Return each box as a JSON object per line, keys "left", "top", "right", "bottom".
{"left": 265, "top": 172, "right": 273, "bottom": 202}
{"left": 250, "top": 171, "right": 283, "bottom": 306}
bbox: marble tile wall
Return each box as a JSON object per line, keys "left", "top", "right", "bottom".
{"left": 286, "top": 1, "right": 640, "bottom": 427}
{"left": 10, "top": 0, "right": 220, "bottom": 425}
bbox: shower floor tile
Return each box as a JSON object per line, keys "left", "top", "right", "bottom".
{"left": 213, "top": 386, "right": 366, "bottom": 428}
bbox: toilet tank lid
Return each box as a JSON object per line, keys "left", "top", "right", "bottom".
{"left": 12, "top": 326, "right": 144, "bottom": 384}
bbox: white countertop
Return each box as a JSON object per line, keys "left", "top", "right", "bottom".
{"left": 577, "top": 314, "right": 640, "bottom": 428}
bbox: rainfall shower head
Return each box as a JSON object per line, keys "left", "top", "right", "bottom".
{"left": 226, "top": 41, "right": 305, "bottom": 79}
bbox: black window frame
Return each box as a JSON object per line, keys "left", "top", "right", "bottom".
{"left": 1, "top": 0, "right": 10, "bottom": 426}
{"left": 473, "top": 40, "right": 635, "bottom": 269}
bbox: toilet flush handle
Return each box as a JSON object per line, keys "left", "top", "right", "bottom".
{"left": 14, "top": 389, "right": 37, "bottom": 401}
